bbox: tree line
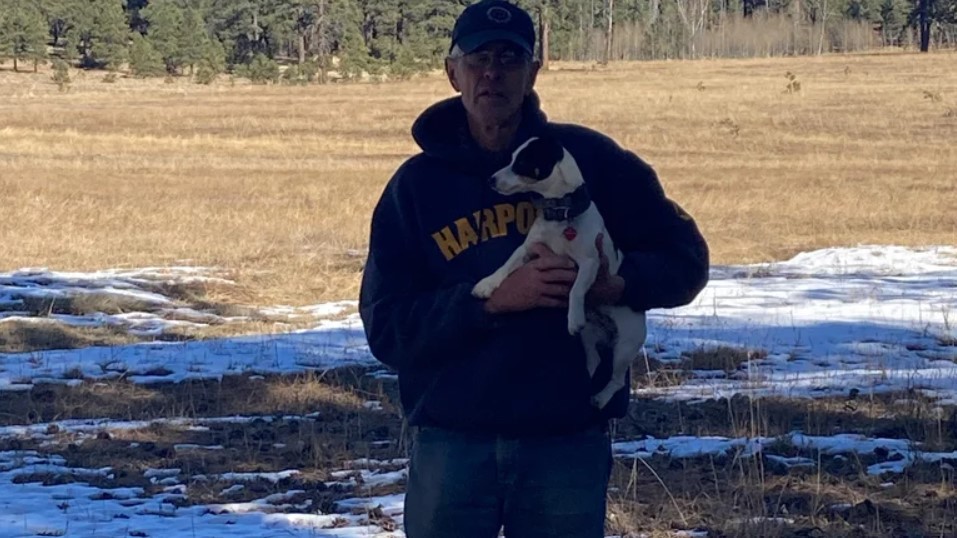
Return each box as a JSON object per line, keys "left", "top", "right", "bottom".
{"left": 0, "top": 0, "right": 954, "bottom": 83}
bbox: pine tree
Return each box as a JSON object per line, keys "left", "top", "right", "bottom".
{"left": 202, "top": 38, "right": 227, "bottom": 74}
{"left": 0, "top": 0, "right": 49, "bottom": 72}
{"left": 194, "top": 36, "right": 226, "bottom": 84}
{"left": 845, "top": 0, "right": 882, "bottom": 20}
{"left": 331, "top": 0, "right": 374, "bottom": 79}
{"left": 91, "top": 0, "right": 129, "bottom": 70}
{"left": 0, "top": 10, "right": 10, "bottom": 68}
{"left": 128, "top": 31, "right": 166, "bottom": 76}
{"left": 141, "top": 0, "right": 185, "bottom": 73}
{"left": 879, "top": 0, "right": 908, "bottom": 43}
{"left": 51, "top": 58, "right": 71, "bottom": 90}
{"left": 63, "top": 0, "right": 130, "bottom": 68}
{"left": 399, "top": 0, "right": 468, "bottom": 66}
{"left": 207, "top": 0, "right": 274, "bottom": 66}
{"left": 179, "top": 8, "right": 209, "bottom": 75}
{"left": 40, "top": 0, "right": 81, "bottom": 59}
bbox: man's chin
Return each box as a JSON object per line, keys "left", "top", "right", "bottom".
{"left": 470, "top": 101, "right": 520, "bottom": 123}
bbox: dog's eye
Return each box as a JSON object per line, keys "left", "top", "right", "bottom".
{"left": 533, "top": 167, "right": 540, "bottom": 177}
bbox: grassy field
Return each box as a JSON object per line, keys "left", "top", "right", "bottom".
{"left": 2, "top": 50, "right": 954, "bottom": 306}
{"left": 1, "top": 51, "right": 956, "bottom": 537}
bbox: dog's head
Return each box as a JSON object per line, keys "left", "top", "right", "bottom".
{"left": 489, "top": 136, "right": 584, "bottom": 198}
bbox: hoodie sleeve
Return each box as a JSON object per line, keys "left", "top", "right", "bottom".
{"left": 359, "top": 166, "right": 495, "bottom": 372}
{"left": 587, "top": 135, "right": 710, "bottom": 312}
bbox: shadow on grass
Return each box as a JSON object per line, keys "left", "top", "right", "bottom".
{"left": 1, "top": 367, "right": 407, "bottom": 518}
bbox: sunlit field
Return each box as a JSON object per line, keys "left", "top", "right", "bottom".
{"left": 2, "top": 50, "right": 954, "bottom": 306}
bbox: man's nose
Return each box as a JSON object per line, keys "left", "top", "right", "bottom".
{"left": 482, "top": 65, "right": 503, "bottom": 80}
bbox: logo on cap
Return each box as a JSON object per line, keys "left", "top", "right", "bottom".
{"left": 486, "top": 6, "right": 512, "bottom": 23}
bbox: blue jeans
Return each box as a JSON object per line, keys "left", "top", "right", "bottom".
{"left": 403, "top": 424, "right": 612, "bottom": 538}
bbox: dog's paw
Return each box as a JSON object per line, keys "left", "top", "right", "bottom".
{"left": 567, "top": 311, "right": 586, "bottom": 335}
{"left": 590, "top": 392, "right": 612, "bottom": 409}
{"left": 471, "top": 277, "right": 498, "bottom": 299}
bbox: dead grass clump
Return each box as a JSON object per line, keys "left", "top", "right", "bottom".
{"left": 681, "top": 346, "right": 765, "bottom": 372}
{"left": 16, "top": 294, "right": 155, "bottom": 316}
{"left": 0, "top": 367, "right": 398, "bottom": 426}
{"left": 0, "top": 320, "right": 137, "bottom": 353}
{"left": 64, "top": 293, "right": 158, "bottom": 316}
{"left": 618, "top": 392, "right": 957, "bottom": 449}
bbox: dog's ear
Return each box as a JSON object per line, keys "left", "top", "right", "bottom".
{"left": 531, "top": 135, "right": 565, "bottom": 164}
{"left": 512, "top": 135, "right": 565, "bottom": 181}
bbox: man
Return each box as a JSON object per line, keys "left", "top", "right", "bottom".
{"left": 358, "top": 1, "right": 709, "bottom": 536}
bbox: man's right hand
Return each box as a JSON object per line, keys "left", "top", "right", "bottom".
{"left": 483, "top": 243, "right": 578, "bottom": 314}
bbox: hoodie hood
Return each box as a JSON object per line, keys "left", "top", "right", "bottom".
{"left": 411, "top": 91, "right": 548, "bottom": 173}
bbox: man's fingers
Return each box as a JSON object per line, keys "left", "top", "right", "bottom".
{"left": 531, "top": 255, "right": 576, "bottom": 271}
{"left": 536, "top": 296, "right": 568, "bottom": 308}
{"left": 540, "top": 283, "right": 572, "bottom": 298}
{"left": 539, "top": 268, "right": 578, "bottom": 284}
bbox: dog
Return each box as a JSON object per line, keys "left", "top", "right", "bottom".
{"left": 471, "top": 135, "right": 647, "bottom": 409}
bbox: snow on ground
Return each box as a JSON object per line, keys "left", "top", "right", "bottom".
{"left": 0, "top": 245, "right": 955, "bottom": 537}
{"left": 0, "top": 266, "right": 371, "bottom": 390}
{"left": 640, "top": 245, "right": 957, "bottom": 403}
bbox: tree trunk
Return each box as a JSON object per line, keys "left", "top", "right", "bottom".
{"left": 577, "top": 3, "right": 585, "bottom": 60}
{"left": 792, "top": 0, "right": 801, "bottom": 55}
{"left": 817, "top": 0, "right": 829, "bottom": 55}
{"left": 539, "top": 1, "right": 550, "bottom": 70}
{"left": 13, "top": 57, "right": 18, "bottom": 72}
{"left": 604, "top": 0, "right": 614, "bottom": 63}
{"left": 919, "top": 0, "right": 931, "bottom": 52}
{"left": 298, "top": 34, "right": 306, "bottom": 64}
{"left": 315, "top": 0, "right": 328, "bottom": 83}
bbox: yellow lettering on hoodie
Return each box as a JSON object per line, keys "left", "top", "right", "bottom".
{"left": 455, "top": 217, "right": 480, "bottom": 249}
{"left": 474, "top": 208, "right": 501, "bottom": 240}
{"left": 494, "top": 203, "right": 515, "bottom": 234}
{"left": 432, "top": 203, "right": 539, "bottom": 262}
{"left": 515, "top": 201, "right": 536, "bottom": 234}
{"left": 431, "top": 226, "right": 464, "bottom": 261}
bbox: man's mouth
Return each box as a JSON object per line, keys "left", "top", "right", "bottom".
{"left": 479, "top": 90, "right": 506, "bottom": 100}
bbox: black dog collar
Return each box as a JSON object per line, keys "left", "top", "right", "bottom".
{"left": 532, "top": 185, "right": 591, "bottom": 221}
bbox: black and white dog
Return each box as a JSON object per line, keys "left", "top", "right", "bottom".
{"left": 472, "top": 136, "right": 647, "bottom": 409}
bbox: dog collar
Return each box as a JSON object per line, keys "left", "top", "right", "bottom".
{"left": 532, "top": 185, "right": 591, "bottom": 222}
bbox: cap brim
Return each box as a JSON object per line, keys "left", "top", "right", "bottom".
{"left": 456, "top": 29, "right": 533, "bottom": 55}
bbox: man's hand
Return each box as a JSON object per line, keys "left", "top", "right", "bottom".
{"left": 586, "top": 233, "right": 625, "bottom": 306}
{"left": 483, "top": 243, "right": 578, "bottom": 314}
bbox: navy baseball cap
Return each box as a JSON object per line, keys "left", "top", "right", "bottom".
{"left": 450, "top": 0, "right": 536, "bottom": 55}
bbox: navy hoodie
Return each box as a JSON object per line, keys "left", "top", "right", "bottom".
{"left": 359, "top": 92, "right": 709, "bottom": 436}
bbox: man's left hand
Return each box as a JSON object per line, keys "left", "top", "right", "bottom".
{"left": 586, "top": 233, "right": 625, "bottom": 306}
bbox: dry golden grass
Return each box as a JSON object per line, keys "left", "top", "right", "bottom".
{"left": 1, "top": 50, "right": 955, "bottom": 306}
{"left": 0, "top": 320, "right": 138, "bottom": 353}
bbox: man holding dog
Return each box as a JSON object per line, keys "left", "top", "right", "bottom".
{"left": 359, "top": 1, "right": 709, "bottom": 536}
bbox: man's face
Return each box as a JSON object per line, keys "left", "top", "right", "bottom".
{"left": 446, "top": 41, "right": 539, "bottom": 126}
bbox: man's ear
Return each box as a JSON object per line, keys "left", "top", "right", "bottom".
{"left": 445, "top": 58, "right": 461, "bottom": 92}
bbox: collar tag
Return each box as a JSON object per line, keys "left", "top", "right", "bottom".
{"left": 563, "top": 227, "right": 577, "bottom": 241}
{"left": 532, "top": 185, "right": 592, "bottom": 222}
